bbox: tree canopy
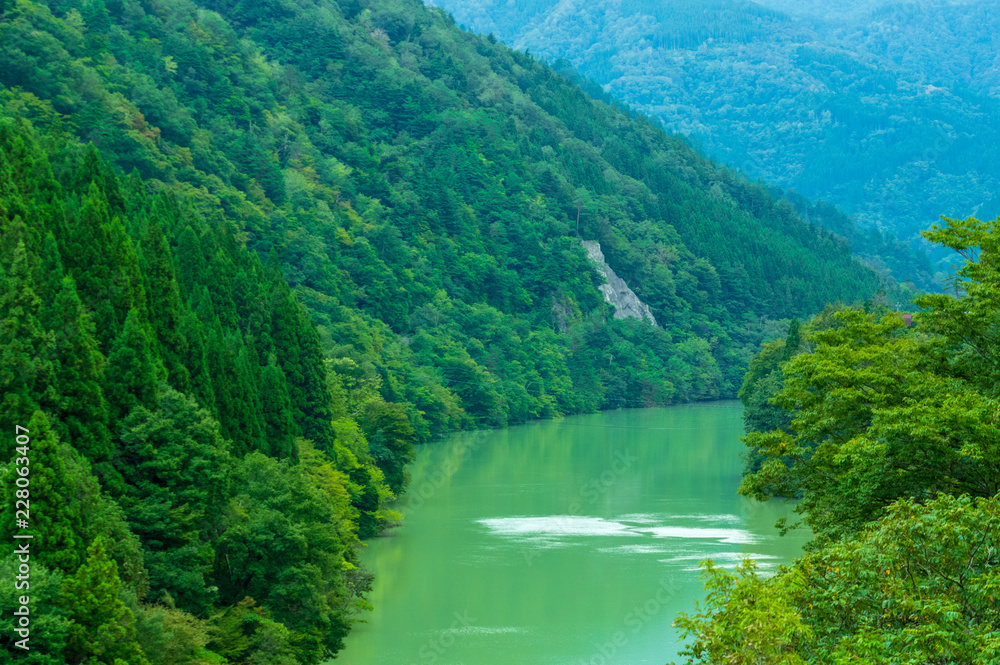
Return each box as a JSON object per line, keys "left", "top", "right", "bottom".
{"left": 678, "top": 215, "right": 1000, "bottom": 663}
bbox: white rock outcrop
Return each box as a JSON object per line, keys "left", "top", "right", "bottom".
{"left": 580, "top": 240, "right": 657, "bottom": 326}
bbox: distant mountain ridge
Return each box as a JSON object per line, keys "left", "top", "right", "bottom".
{"left": 433, "top": 0, "right": 1000, "bottom": 278}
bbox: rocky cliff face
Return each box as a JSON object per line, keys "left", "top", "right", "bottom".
{"left": 580, "top": 241, "right": 658, "bottom": 326}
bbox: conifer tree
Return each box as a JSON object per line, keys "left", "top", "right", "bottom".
{"left": 39, "top": 233, "right": 110, "bottom": 462}
{"left": 148, "top": 190, "right": 184, "bottom": 239}
{"left": 64, "top": 182, "right": 150, "bottom": 354}
{"left": 139, "top": 216, "right": 191, "bottom": 394}
{"left": 259, "top": 356, "right": 299, "bottom": 460}
{"left": 45, "top": 274, "right": 112, "bottom": 463}
{"left": 0, "top": 241, "right": 54, "bottom": 434}
{"left": 208, "top": 249, "right": 240, "bottom": 330}
{"left": 70, "top": 145, "right": 121, "bottom": 210}
{"left": 174, "top": 224, "right": 206, "bottom": 301}
{"left": 115, "top": 214, "right": 152, "bottom": 321}
{"left": 60, "top": 536, "right": 150, "bottom": 665}
{"left": 780, "top": 317, "right": 801, "bottom": 362}
{"left": 39, "top": 232, "right": 65, "bottom": 307}
{"left": 208, "top": 330, "right": 265, "bottom": 455}
{"left": 0, "top": 411, "right": 84, "bottom": 573}
{"left": 0, "top": 134, "right": 46, "bottom": 254}
{"left": 234, "top": 263, "right": 274, "bottom": 365}
{"left": 104, "top": 308, "right": 159, "bottom": 426}
{"left": 123, "top": 168, "right": 147, "bottom": 216}
{"left": 269, "top": 275, "right": 335, "bottom": 451}
{"left": 235, "top": 338, "right": 266, "bottom": 453}
{"left": 192, "top": 285, "right": 220, "bottom": 334}
{"left": 68, "top": 175, "right": 149, "bottom": 330}
{"left": 64, "top": 183, "right": 116, "bottom": 350}
{"left": 179, "top": 308, "right": 217, "bottom": 414}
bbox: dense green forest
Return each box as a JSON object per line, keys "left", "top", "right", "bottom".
{"left": 680, "top": 215, "right": 1000, "bottom": 662}
{"left": 434, "top": 0, "right": 1000, "bottom": 279}
{"left": 0, "top": 123, "right": 394, "bottom": 663}
{"left": 0, "top": 0, "right": 902, "bottom": 662}
{"left": 0, "top": 0, "right": 897, "bottom": 427}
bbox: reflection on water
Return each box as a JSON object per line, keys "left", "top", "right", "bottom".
{"left": 336, "top": 403, "right": 810, "bottom": 665}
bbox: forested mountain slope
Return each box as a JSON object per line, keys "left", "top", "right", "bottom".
{"left": 1, "top": 0, "right": 890, "bottom": 662}
{"left": 760, "top": 0, "right": 1000, "bottom": 113}
{"left": 434, "top": 0, "right": 1000, "bottom": 278}
{"left": 1, "top": 0, "right": 890, "bottom": 418}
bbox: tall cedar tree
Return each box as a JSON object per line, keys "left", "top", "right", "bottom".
{"left": 259, "top": 356, "right": 299, "bottom": 460}
{"left": 0, "top": 240, "right": 53, "bottom": 435}
{"left": 0, "top": 411, "right": 85, "bottom": 573}
{"left": 64, "top": 182, "right": 147, "bottom": 354}
{"left": 104, "top": 308, "right": 159, "bottom": 426}
{"left": 207, "top": 327, "right": 265, "bottom": 455}
{"left": 38, "top": 232, "right": 64, "bottom": 312}
{"left": 139, "top": 214, "right": 191, "bottom": 394}
{"left": 43, "top": 272, "right": 112, "bottom": 463}
{"left": 174, "top": 224, "right": 207, "bottom": 302}
{"left": 268, "top": 273, "right": 335, "bottom": 451}
{"left": 60, "top": 536, "right": 150, "bottom": 665}
{"left": 178, "top": 307, "right": 217, "bottom": 413}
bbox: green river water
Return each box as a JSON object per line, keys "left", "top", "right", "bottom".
{"left": 336, "top": 403, "right": 809, "bottom": 665}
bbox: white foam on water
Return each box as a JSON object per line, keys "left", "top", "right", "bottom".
{"left": 596, "top": 544, "right": 669, "bottom": 555}
{"left": 668, "top": 551, "right": 783, "bottom": 572}
{"left": 681, "top": 560, "right": 783, "bottom": 572}
{"left": 639, "top": 525, "right": 759, "bottom": 545}
{"left": 478, "top": 516, "right": 635, "bottom": 538}
{"left": 619, "top": 512, "right": 743, "bottom": 526}
{"left": 682, "top": 564, "right": 736, "bottom": 571}
{"left": 478, "top": 515, "right": 760, "bottom": 548}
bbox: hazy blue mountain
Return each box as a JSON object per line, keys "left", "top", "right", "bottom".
{"left": 433, "top": 0, "right": 1000, "bottom": 276}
